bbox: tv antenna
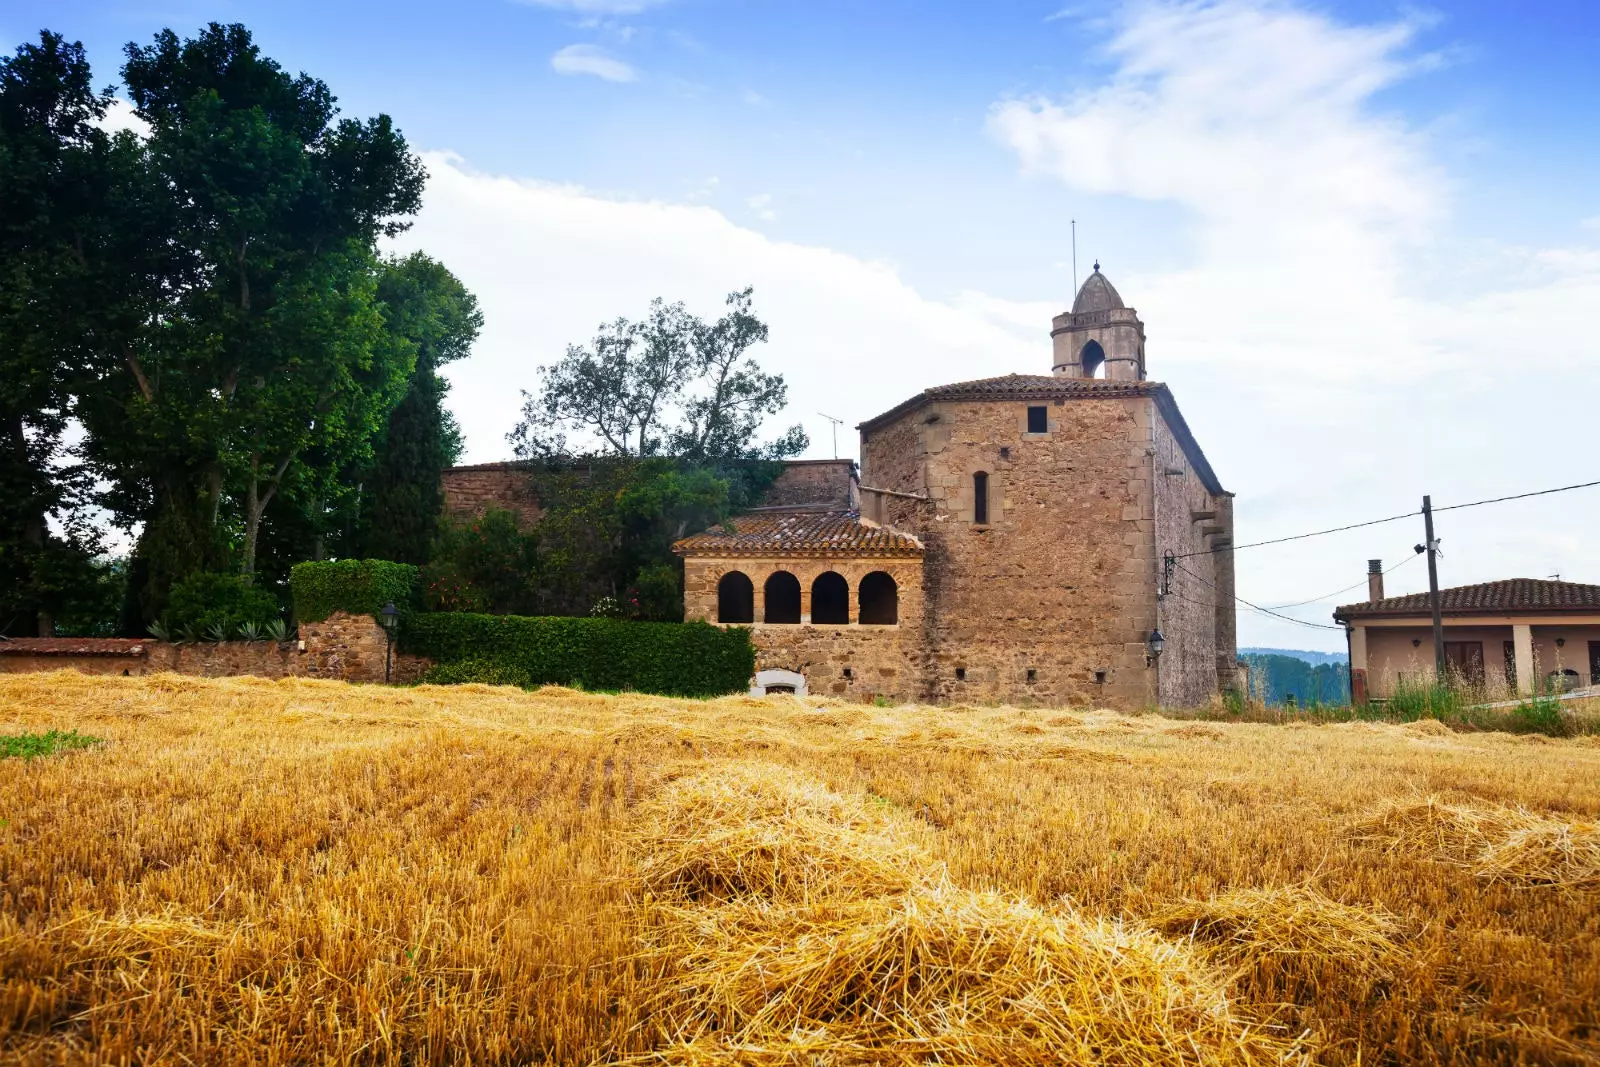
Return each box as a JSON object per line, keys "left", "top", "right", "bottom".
{"left": 1071, "top": 219, "right": 1077, "bottom": 296}
{"left": 818, "top": 412, "right": 845, "bottom": 459}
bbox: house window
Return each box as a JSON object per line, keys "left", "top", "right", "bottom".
{"left": 716, "top": 571, "right": 754, "bottom": 624}
{"left": 811, "top": 571, "right": 849, "bottom": 624}
{"left": 859, "top": 571, "right": 899, "bottom": 625}
{"left": 763, "top": 571, "right": 801, "bottom": 624}
{"left": 973, "top": 471, "right": 989, "bottom": 525}
{"left": 1027, "top": 406, "right": 1048, "bottom": 433}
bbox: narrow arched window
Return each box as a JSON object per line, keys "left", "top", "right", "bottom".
{"left": 1080, "top": 339, "right": 1106, "bottom": 378}
{"left": 763, "top": 571, "right": 801, "bottom": 624}
{"left": 811, "top": 572, "right": 849, "bottom": 624}
{"left": 973, "top": 471, "right": 989, "bottom": 525}
{"left": 716, "top": 571, "right": 754, "bottom": 624}
{"left": 859, "top": 571, "right": 898, "bottom": 625}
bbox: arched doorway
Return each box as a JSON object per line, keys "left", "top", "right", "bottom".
{"left": 716, "top": 571, "right": 754, "bottom": 624}
{"left": 763, "top": 571, "right": 801, "bottom": 624}
{"left": 811, "top": 571, "right": 849, "bottom": 624}
{"left": 859, "top": 571, "right": 899, "bottom": 625}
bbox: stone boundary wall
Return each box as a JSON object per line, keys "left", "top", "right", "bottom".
{"left": 0, "top": 612, "right": 431, "bottom": 685}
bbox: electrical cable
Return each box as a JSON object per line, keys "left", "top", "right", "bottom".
{"left": 1262, "top": 550, "right": 1422, "bottom": 610}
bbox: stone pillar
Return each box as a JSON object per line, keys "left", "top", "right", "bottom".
{"left": 1349, "top": 625, "right": 1369, "bottom": 705}
{"left": 1513, "top": 623, "right": 1534, "bottom": 694}
{"left": 799, "top": 581, "right": 812, "bottom": 625}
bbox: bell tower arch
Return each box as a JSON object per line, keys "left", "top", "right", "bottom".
{"left": 1050, "top": 263, "right": 1146, "bottom": 381}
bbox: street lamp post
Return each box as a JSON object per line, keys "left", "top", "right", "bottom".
{"left": 379, "top": 601, "right": 399, "bottom": 683}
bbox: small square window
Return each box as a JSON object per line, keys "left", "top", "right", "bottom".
{"left": 999, "top": 446, "right": 1010, "bottom": 460}
{"left": 1026, "top": 406, "right": 1048, "bottom": 433}
{"left": 843, "top": 667, "right": 853, "bottom": 680}
{"left": 955, "top": 667, "right": 967, "bottom": 681}
{"left": 1094, "top": 670, "right": 1107, "bottom": 684}
{"left": 1026, "top": 668, "right": 1037, "bottom": 683}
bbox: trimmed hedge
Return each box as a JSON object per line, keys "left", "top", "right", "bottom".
{"left": 402, "top": 613, "right": 755, "bottom": 698}
{"left": 291, "top": 559, "right": 419, "bottom": 624}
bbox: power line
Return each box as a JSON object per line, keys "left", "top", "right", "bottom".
{"left": 1176, "top": 476, "right": 1600, "bottom": 559}
{"left": 1262, "top": 549, "right": 1421, "bottom": 610}
{"left": 1171, "top": 560, "right": 1344, "bottom": 631}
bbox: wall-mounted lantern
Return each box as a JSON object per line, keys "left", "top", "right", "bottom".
{"left": 1146, "top": 628, "right": 1165, "bottom": 666}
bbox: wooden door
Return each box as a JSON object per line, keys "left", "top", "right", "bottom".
{"left": 1590, "top": 641, "right": 1600, "bottom": 687}
{"left": 1443, "top": 641, "right": 1485, "bottom": 687}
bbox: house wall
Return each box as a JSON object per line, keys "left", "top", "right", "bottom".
{"left": 1360, "top": 622, "right": 1600, "bottom": 696}
{"left": 1151, "top": 407, "right": 1226, "bottom": 707}
{"left": 860, "top": 395, "right": 1164, "bottom": 709}
{"left": 682, "top": 556, "right": 923, "bottom": 704}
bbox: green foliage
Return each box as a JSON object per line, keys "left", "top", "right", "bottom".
{"left": 510, "top": 287, "right": 806, "bottom": 460}
{"left": 290, "top": 559, "right": 418, "bottom": 623}
{"left": 419, "top": 658, "right": 535, "bottom": 689}
{"left": 1383, "top": 676, "right": 1466, "bottom": 720}
{"left": 163, "top": 572, "right": 281, "bottom": 637}
{"left": 1241, "top": 652, "right": 1349, "bottom": 707}
{"left": 402, "top": 613, "right": 755, "bottom": 698}
{"left": 423, "top": 508, "right": 540, "bottom": 615}
{"left": 631, "top": 562, "right": 683, "bottom": 622}
{"left": 0, "top": 729, "right": 101, "bottom": 759}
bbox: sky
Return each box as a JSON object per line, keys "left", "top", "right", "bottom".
{"left": 9, "top": 0, "right": 1600, "bottom": 652}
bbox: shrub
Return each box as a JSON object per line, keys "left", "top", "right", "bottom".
{"left": 420, "top": 658, "right": 535, "bottom": 689}
{"left": 402, "top": 613, "right": 755, "bottom": 698}
{"left": 291, "top": 559, "right": 419, "bottom": 624}
{"left": 163, "top": 573, "right": 281, "bottom": 638}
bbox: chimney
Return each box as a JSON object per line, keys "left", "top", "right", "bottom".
{"left": 1367, "top": 559, "right": 1384, "bottom": 604}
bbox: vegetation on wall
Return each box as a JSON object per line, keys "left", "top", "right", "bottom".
{"left": 404, "top": 612, "right": 756, "bottom": 698}
{"left": 290, "top": 559, "right": 419, "bottom": 624}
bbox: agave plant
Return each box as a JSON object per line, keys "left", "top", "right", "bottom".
{"left": 175, "top": 623, "right": 200, "bottom": 645}
{"left": 264, "top": 618, "right": 288, "bottom": 642}
{"left": 237, "top": 620, "right": 263, "bottom": 642}
{"left": 146, "top": 620, "right": 172, "bottom": 642}
{"left": 204, "top": 621, "right": 230, "bottom": 643}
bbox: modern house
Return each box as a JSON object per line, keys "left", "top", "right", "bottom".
{"left": 1335, "top": 561, "right": 1600, "bottom": 699}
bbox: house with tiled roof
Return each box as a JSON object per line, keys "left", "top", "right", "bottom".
{"left": 1335, "top": 565, "right": 1600, "bottom": 698}
{"left": 672, "top": 266, "right": 1240, "bottom": 708}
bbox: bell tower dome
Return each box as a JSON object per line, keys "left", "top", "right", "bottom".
{"left": 1050, "top": 263, "right": 1147, "bottom": 381}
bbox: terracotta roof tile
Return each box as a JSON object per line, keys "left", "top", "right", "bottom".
{"left": 674, "top": 509, "right": 923, "bottom": 558}
{"left": 0, "top": 637, "right": 148, "bottom": 656}
{"left": 1335, "top": 579, "right": 1600, "bottom": 619}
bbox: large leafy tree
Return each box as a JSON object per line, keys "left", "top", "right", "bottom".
{"left": 358, "top": 253, "right": 481, "bottom": 565}
{"left": 0, "top": 33, "right": 134, "bottom": 635}
{"left": 510, "top": 288, "right": 805, "bottom": 461}
{"left": 79, "top": 23, "right": 426, "bottom": 619}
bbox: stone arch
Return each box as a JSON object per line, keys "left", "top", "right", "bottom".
{"left": 751, "top": 668, "right": 807, "bottom": 696}
{"left": 859, "top": 571, "right": 899, "bottom": 625}
{"left": 716, "top": 570, "right": 754, "bottom": 624}
{"left": 973, "top": 470, "right": 989, "bottom": 525}
{"left": 811, "top": 571, "right": 850, "bottom": 624}
{"left": 1080, "top": 339, "right": 1106, "bottom": 378}
{"left": 763, "top": 571, "right": 801, "bottom": 624}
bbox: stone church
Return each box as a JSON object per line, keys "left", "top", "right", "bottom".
{"left": 445, "top": 267, "right": 1239, "bottom": 710}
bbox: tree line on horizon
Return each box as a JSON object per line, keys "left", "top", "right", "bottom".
{"left": 0, "top": 24, "right": 806, "bottom": 638}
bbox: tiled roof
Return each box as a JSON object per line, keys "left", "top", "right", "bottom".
{"left": 1335, "top": 579, "right": 1600, "bottom": 619}
{"left": 856, "top": 374, "right": 1225, "bottom": 497}
{"left": 674, "top": 509, "right": 923, "bottom": 558}
{"left": 0, "top": 637, "right": 148, "bottom": 656}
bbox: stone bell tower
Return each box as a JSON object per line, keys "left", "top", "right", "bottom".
{"left": 1050, "top": 263, "right": 1146, "bottom": 381}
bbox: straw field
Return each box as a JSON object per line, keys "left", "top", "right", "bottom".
{"left": 2, "top": 672, "right": 1598, "bottom": 1065}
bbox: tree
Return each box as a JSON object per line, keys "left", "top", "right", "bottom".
{"left": 510, "top": 288, "right": 806, "bottom": 461}
{"left": 358, "top": 253, "right": 482, "bottom": 565}
{"left": 0, "top": 32, "right": 121, "bottom": 635}
{"left": 79, "top": 23, "right": 426, "bottom": 618}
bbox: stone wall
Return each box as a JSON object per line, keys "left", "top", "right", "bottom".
{"left": 683, "top": 556, "right": 924, "bottom": 704}
{"left": 863, "top": 395, "right": 1165, "bottom": 709}
{"left": 760, "top": 459, "right": 858, "bottom": 509}
{"left": 1, "top": 612, "right": 431, "bottom": 685}
{"left": 440, "top": 462, "right": 543, "bottom": 528}
{"left": 1151, "top": 411, "right": 1224, "bottom": 707}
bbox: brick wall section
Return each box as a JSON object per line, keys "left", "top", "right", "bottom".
{"left": 683, "top": 556, "right": 924, "bottom": 704}
{"left": 1151, "top": 412, "right": 1223, "bottom": 707}
{"left": 440, "top": 463, "right": 543, "bottom": 528}
{"left": 1, "top": 612, "right": 431, "bottom": 684}
{"left": 862, "top": 396, "right": 1167, "bottom": 709}
{"left": 759, "top": 460, "right": 858, "bottom": 509}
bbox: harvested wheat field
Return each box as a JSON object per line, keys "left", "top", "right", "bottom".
{"left": 3, "top": 673, "right": 1599, "bottom": 1066}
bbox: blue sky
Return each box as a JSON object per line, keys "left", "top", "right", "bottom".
{"left": 8, "top": 1, "right": 1600, "bottom": 650}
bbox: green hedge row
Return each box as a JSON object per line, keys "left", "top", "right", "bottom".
{"left": 290, "top": 559, "right": 419, "bottom": 624}
{"left": 401, "top": 613, "right": 755, "bottom": 698}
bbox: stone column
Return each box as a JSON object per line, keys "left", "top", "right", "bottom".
{"left": 1349, "top": 625, "right": 1369, "bottom": 705}
{"left": 1513, "top": 623, "right": 1535, "bottom": 694}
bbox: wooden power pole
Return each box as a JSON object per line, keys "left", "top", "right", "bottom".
{"left": 1422, "top": 495, "right": 1446, "bottom": 680}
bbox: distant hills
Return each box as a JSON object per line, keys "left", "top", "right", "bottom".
{"left": 1238, "top": 648, "right": 1349, "bottom": 707}
{"left": 1240, "top": 647, "right": 1347, "bottom": 667}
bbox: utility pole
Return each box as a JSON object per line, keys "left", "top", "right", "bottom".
{"left": 1422, "top": 495, "right": 1445, "bottom": 679}
{"left": 818, "top": 413, "right": 844, "bottom": 460}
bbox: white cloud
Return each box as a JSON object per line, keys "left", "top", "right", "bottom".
{"left": 550, "top": 44, "right": 638, "bottom": 82}
{"left": 746, "top": 192, "right": 777, "bottom": 220}
{"left": 94, "top": 98, "right": 151, "bottom": 139}
{"left": 987, "top": 0, "right": 1600, "bottom": 649}
{"left": 394, "top": 150, "right": 1037, "bottom": 468}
